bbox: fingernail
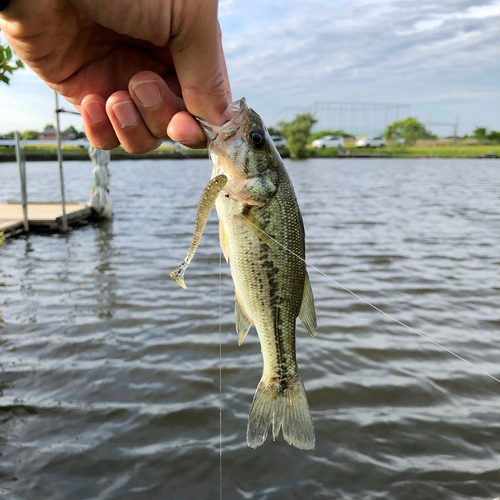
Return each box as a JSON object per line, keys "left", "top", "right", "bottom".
{"left": 84, "top": 100, "right": 107, "bottom": 124}
{"left": 112, "top": 100, "right": 140, "bottom": 128}
{"left": 131, "top": 79, "right": 161, "bottom": 107}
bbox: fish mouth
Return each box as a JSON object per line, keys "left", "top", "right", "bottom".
{"left": 196, "top": 98, "right": 248, "bottom": 142}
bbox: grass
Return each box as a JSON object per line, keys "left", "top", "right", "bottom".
{"left": 1, "top": 143, "right": 499, "bottom": 159}
{"left": 309, "top": 143, "right": 500, "bottom": 158}
{"left": 0, "top": 144, "right": 208, "bottom": 157}
{"left": 386, "top": 144, "right": 500, "bottom": 158}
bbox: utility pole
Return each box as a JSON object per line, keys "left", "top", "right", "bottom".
{"left": 14, "top": 131, "right": 29, "bottom": 232}
{"left": 54, "top": 91, "right": 68, "bottom": 232}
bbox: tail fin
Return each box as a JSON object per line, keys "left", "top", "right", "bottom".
{"left": 170, "top": 263, "right": 187, "bottom": 289}
{"left": 246, "top": 376, "right": 315, "bottom": 450}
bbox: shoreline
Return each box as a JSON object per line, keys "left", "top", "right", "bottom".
{"left": 0, "top": 151, "right": 498, "bottom": 162}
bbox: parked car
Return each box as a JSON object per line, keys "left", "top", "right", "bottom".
{"left": 356, "top": 136, "right": 386, "bottom": 148}
{"left": 311, "top": 135, "right": 345, "bottom": 148}
{"left": 271, "top": 135, "right": 287, "bottom": 148}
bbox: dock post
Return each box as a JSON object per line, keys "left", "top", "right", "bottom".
{"left": 14, "top": 131, "right": 29, "bottom": 232}
{"left": 54, "top": 91, "right": 68, "bottom": 232}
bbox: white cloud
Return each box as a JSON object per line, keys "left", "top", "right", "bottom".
{"left": 399, "top": 0, "right": 500, "bottom": 34}
{"left": 220, "top": 0, "right": 500, "bottom": 132}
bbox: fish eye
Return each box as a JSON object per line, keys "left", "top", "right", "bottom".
{"left": 249, "top": 130, "right": 266, "bottom": 149}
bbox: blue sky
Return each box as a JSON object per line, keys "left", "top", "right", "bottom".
{"left": 1, "top": 0, "right": 499, "bottom": 137}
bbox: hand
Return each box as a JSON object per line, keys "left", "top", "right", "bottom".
{"left": 0, "top": 0, "right": 232, "bottom": 153}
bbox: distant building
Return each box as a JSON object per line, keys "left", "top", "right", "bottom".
{"left": 39, "top": 128, "right": 75, "bottom": 141}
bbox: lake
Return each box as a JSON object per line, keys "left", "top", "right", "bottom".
{"left": 0, "top": 157, "right": 499, "bottom": 499}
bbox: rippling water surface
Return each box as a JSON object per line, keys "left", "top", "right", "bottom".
{"left": 0, "top": 158, "right": 499, "bottom": 499}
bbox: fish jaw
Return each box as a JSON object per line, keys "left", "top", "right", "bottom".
{"left": 196, "top": 98, "right": 248, "bottom": 142}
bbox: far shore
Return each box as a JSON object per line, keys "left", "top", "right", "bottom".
{"left": 0, "top": 144, "right": 499, "bottom": 162}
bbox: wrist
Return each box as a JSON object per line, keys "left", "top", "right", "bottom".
{"left": 0, "top": 0, "right": 11, "bottom": 11}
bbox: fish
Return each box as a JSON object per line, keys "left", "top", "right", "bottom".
{"left": 171, "top": 98, "right": 317, "bottom": 450}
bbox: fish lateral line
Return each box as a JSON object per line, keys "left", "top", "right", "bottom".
{"left": 239, "top": 214, "right": 500, "bottom": 386}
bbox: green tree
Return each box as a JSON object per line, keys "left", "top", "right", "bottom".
{"left": 21, "top": 130, "right": 39, "bottom": 140}
{"left": 64, "top": 125, "right": 86, "bottom": 139}
{"left": 487, "top": 130, "right": 500, "bottom": 143}
{"left": 384, "top": 117, "right": 435, "bottom": 146}
{"left": 44, "top": 123, "right": 56, "bottom": 130}
{"left": 4, "top": 131, "right": 15, "bottom": 138}
{"left": 278, "top": 113, "right": 317, "bottom": 159}
{"left": 473, "top": 127, "right": 488, "bottom": 143}
{"left": 308, "top": 129, "right": 351, "bottom": 143}
{"left": 0, "top": 37, "right": 24, "bottom": 85}
{"left": 473, "top": 126, "right": 500, "bottom": 144}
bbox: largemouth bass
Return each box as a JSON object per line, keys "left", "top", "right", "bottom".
{"left": 171, "top": 98, "right": 317, "bottom": 450}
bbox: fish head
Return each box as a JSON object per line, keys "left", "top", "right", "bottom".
{"left": 197, "top": 98, "right": 279, "bottom": 206}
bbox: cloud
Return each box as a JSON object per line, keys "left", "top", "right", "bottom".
{"left": 221, "top": 0, "right": 500, "bottom": 132}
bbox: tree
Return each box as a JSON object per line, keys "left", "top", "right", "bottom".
{"left": 21, "top": 130, "right": 39, "bottom": 140}
{"left": 473, "top": 126, "right": 500, "bottom": 144}
{"left": 0, "top": 37, "right": 24, "bottom": 85}
{"left": 44, "top": 123, "right": 56, "bottom": 130}
{"left": 278, "top": 113, "right": 317, "bottom": 159}
{"left": 64, "top": 125, "right": 86, "bottom": 139}
{"left": 384, "top": 117, "right": 435, "bottom": 146}
{"left": 488, "top": 131, "right": 500, "bottom": 143}
{"left": 308, "top": 129, "right": 351, "bottom": 143}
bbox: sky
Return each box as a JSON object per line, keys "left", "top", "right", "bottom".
{"left": 1, "top": 0, "right": 499, "bottom": 137}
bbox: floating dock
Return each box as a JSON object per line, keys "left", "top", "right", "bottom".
{"left": 0, "top": 202, "right": 93, "bottom": 239}
{"left": 1, "top": 103, "right": 98, "bottom": 241}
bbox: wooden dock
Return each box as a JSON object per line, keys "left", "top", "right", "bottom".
{"left": 0, "top": 202, "right": 94, "bottom": 239}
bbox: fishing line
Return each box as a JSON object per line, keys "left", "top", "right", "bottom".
{"left": 241, "top": 215, "right": 500, "bottom": 385}
{"left": 218, "top": 248, "right": 223, "bottom": 500}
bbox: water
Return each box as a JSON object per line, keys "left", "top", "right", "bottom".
{"left": 0, "top": 158, "right": 499, "bottom": 499}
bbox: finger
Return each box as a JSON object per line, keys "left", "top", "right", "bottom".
{"left": 129, "top": 70, "right": 185, "bottom": 139}
{"left": 170, "top": 0, "right": 230, "bottom": 125}
{"left": 167, "top": 27, "right": 232, "bottom": 150}
{"left": 217, "top": 22, "right": 232, "bottom": 102}
{"left": 167, "top": 29, "right": 232, "bottom": 149}
{"left": 80, "top": 95, "right": 120, "bottom": 150}
{"left": 106, "top": 91, "right": 162, "bottom": 154}
{"left": 167, "top": 111, "right": 207, "bottom": 149}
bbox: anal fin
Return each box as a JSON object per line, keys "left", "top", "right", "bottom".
{"left": 219, "top": 219, "right": 229, "bottom": 263}
{"left": 298, "top": 271, "right": 317, "bottom": 337}
{"left": 235, "top": 293, "right": 252, "bottom": 345}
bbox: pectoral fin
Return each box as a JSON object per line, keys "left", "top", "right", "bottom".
{"left": 298, "top": 271, "right": 317, "bottom": 337}
{"left": 236, "top": 212, "right": 272, "bottom": 247}
{"left": 235, "top": 293, "right": 252, "bottom": 345}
